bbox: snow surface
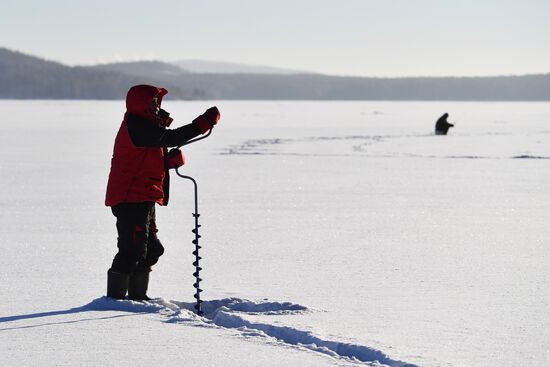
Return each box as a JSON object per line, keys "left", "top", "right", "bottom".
{"left": 1, "top": 100, "right": 549, "bottom": 366}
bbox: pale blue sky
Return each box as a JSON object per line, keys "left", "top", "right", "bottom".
{"left": 1, "top": 0, "right": 549, "bottom": 76}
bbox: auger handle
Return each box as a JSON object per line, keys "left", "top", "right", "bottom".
{"left": 177, "top": 127, "right": 212, "bottom": 149}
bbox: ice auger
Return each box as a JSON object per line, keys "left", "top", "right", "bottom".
{"left": 175, "top": 128, "right": 212, "bottom": 316}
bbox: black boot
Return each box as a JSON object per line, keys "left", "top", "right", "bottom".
{"left": 107, "top": 269, "right": 129, "bottom": 299}
{"left": 128, "top": 271, "right": 151, "bottom": 301}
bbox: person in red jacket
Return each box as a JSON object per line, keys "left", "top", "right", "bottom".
{"left": 105, "top": 84, "right": 220, "bottom": 300}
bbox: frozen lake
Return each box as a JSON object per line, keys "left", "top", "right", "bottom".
{"left": 1, "top": 100, "right": 549, "bottom": 366}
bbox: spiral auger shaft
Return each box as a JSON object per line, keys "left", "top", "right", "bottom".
{"left": 191, "top": 212, "right": 203, "bottom": 316}
{"left": 175, "top": 169, "right": 204, "bottom": 316}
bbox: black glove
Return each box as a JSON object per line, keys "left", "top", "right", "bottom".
{"left": 158, "top": 109, "right": 173, "bottom": 127}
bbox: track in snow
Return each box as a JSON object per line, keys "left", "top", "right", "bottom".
{"left": 85, "top": 297, "right": 418, "bottom": 367}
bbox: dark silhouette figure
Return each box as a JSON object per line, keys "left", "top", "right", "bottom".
{"left": 435, "top": 113, "right": 454, "bottom": 135}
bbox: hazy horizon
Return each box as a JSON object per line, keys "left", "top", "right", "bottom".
{"left": 4, "top": 46, "right": 549, "bottom": 79}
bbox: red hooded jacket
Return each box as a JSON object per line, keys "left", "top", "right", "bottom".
{"left": 105, "top": 85, "right": 171, "bottom": 206}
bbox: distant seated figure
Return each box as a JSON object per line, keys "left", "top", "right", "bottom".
{"left": 435, "top": 113, "right": 454, "bottom": 135}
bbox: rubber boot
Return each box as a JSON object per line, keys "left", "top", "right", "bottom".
{"left": 107, "top": 269, "right": 129, "bottom": 299}
{"left": 128, "top": 271, "right": 151, "bottom": 301}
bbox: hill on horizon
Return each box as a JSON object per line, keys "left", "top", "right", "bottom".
{"left": 1, "top": 47, "right": 549, "bottom": 101}
{"left": 0, "top": 48, "right": 204, "bottom": 99}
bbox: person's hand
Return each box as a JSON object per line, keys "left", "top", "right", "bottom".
{"left": 158, "top": 108, "right": 174, "bottom": 127}
{"left": 193, "top": 106, "right": 221, "bottom": 134}
{"left": 204, "top": 106, "right": 220, "bottom": 125}
{"left": 167, "top": 148, "right": 185, "bottom": 169}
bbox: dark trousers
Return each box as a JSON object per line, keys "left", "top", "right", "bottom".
{"left": 111, "top": 202, "right": 165, "bottom": 273}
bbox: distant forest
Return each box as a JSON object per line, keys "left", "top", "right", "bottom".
{"left": 1, "top": 47, "right": 550, "bottom": 101}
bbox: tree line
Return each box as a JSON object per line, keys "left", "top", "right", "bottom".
{"left": 2, "top": 47, "right": 549, "bottom": 101}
